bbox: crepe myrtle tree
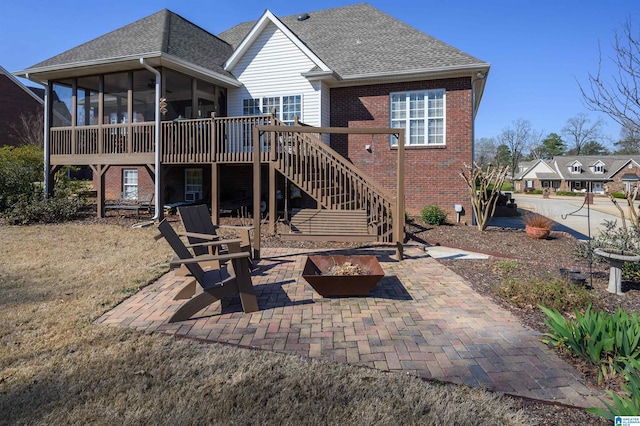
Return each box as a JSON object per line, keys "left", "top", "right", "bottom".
{"left": 460, "top": 162, "right": 509, "bottom": 231}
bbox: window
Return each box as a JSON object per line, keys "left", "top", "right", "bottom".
{"left": 390, "top": 89, "right": 445, "bottom": 146}
{"left": 526, "top": 180, "right": 533, "bottom": 188}
{"left": 594, "top": 163, "right": 605, "bottom": 173}
{"left": 571, "top": 164, "right": 581, "bottom": 173}
{"left": 243, "top": 99, "right": 261, "bottom": 115}
{"left": 242, "top": 95, "right": 302, "bottom": 125}
{"left": 185, "top": 169, "right": 203, "bottom": 201}
{"left": 122, "top": 169, "right": 138, "bottom": 200}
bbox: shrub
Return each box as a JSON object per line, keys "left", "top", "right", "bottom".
{"left": 498, "top": 277, "right": 594, "bottom": 312}
{"left": 611, "top": 192, "right": 627, "bottom": 199}
{"left": 1, "top": 167, "right": 88, "bottom": 225}
{"left": 587, "top": 368, "right": 640, "bottom": 420}
{"left": 0, "top": 145, "right": 43, "bottom": 212}
{"left": 578, "top": 220, "right": 640, "bottom": 280}
{"left": 421, "top": 204, "right": 447, "bottom": 225}
{"left": 555, "top": 191, "right": 582, "bottom": 196}
{"left": 540, "top": 305, "right": 640, "bottom": 385}
{"left": 531, "top": 189, "right": 543, "bottom": 195}
{"left": 523, "top": 213, "right": 553, "bottom": 229}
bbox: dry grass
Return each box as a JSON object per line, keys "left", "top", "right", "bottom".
{"left": 0, "top": 223, "right": 533, "bottom": 425}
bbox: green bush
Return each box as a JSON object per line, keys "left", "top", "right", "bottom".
{"left": 611, "top": 192, "right": 627, "bottom": 199}
{"left": 0, "top": 145, "right": 43, "bottom": 212}
{"left": 421, "top": 204, "right": 447, "bottom": 225}
{"left": 555, "top": 191, "right": 582, "bottom": 196}
{"left": 578, "top": 221, "right": 640, "bottom": 280}
{"left": 540, "top": 305, "right": 640, "bottom": 384}
{"left": 0, "top": 148, "right": 88, "bottom": 224}
{"left": 531, "top": 189, "right": 543, "bottom": 194}
{"left": 498, "top": 277, "right": 594, "bottom": 312}
{"left": 587, "top": 368, "right": 640, "bottom": 420}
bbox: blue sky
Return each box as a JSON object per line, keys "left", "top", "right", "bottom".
{"left": 2, "top": 0, "right": 639, "bottom": 143}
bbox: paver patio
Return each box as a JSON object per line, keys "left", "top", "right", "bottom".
{"left": 97, "top": 245, "right": 606, "bottom": 408}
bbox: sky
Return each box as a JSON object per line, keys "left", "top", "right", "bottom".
{"left": 1, "top": 0, "right": 639, "bottom": 145}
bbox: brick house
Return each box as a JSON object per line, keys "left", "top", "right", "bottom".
{"left": 17, "top": 4, "right": 489, "bottom": 243}
{"left": 0, "top": 65, "right": 43, "bottom": 147}
{"left": 514, "top": 155, "right": 640, "bottom": 195}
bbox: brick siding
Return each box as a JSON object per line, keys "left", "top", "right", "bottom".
{"left": 330, "top": 78, "right": 473, "bottom": 219}
{"left": 0, "top": 76, "right": 42, "bottom": 147}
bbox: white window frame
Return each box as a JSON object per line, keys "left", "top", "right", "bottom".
{"left": 390, "top": 89, "right": 445, "bottom": 147}
{"left": 594, "top": 163, "right": 605, "bottom": 174}
{"left": 243, "top": 95, "right": 302, "bottom": 125}
{"left": 122, "top": 169, "right": 138, "bottom": 200}
{"left": 185, "top": 168, "right": 203, "bottom": 201}
{"left": 571, "top": 163, "right": 581, "bottom": 174}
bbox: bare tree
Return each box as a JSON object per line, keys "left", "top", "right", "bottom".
{"left": 561, "top": 113, "right": 604, "bottom": 155}
{"left": 526, "top": 128, "right": 546, "bottom": 160}
{"left": 497, "top": 119, "right": 531, "bottom": 182}
{"left": 9, "top": 112, "right": 44, "bottom": 147}
{"left": 460, "top": 162, "right": 509, "bottom": 231}
{"left": 579, "top": 19, "right": 640, "bottom": 134}
{"left": 474, "top": 137, "right": 496, "bottom": 169}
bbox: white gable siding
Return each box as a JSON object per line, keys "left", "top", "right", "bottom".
{"left": 520, "top": 161, "right": 555, "bottom": 180}
{"left": 226, "top": 23, "right": 322, "bottom": 126}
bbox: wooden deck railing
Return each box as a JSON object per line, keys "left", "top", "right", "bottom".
{"left": 263, "top": 127, "right": 397, "bottom": 242}
{"left": 50, "top": 115, "right": 276, "bottom": 164}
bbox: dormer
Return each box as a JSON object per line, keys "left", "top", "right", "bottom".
{"left": 569, "top": 160, "right": 582, "bottom": 174}
{"left": 591, "top": 160, "right": 606, "bottom": 174}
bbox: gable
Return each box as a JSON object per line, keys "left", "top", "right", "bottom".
{"left": 225, "top": 21, "right": 322, "bottom": 124}
{"left": 219, "top": 4, "right": 489, "bottom": 81}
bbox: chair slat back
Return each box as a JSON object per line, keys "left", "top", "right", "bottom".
{"left": 179, "top": 205, "right": 220, "bottom": 257}
{"left": 157, "top": 219, "right": 206, "bottom": 283}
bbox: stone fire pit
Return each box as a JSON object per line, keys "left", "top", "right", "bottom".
{"left": 302, "top": 255, "right": 385, "bottom": 297}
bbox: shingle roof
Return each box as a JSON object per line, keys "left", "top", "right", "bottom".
{"left": 554, "top": 155, "right": 640, "bottom": 180}
{"left": 26, "top": 9, "right": 234, "bottom": 76}
{"left": 218, "top": 3, "right": 488, "bottom": 78}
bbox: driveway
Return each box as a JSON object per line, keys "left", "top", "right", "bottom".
{"left": 499, "top": 193, "right": 630, "bottom": 239}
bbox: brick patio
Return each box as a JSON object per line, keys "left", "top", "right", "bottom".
{"left": 96, "top": 246, "right": 606, "bottom": 408}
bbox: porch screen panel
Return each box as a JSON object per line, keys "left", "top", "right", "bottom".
{"left": 51, "top": 82, "right": 72, "bottom": 128}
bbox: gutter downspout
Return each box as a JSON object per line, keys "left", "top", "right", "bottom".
{"left": 471, "top": 71, "right": 487, "bottom": 227}
{"left": 26, "top": 73, "right": 50, "bottom": 199}
{"left": 140, "top": 58, "right": 161, "bottom": 220}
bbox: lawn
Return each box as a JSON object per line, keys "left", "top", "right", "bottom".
{"left": 0, "top": 223, "right": 531, "bottom": 425}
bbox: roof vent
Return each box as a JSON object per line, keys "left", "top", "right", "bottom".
{"left": 297, "top": 13, "right": 310, "bottom": 21}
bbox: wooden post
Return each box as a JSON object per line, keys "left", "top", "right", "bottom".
{"left": 269, "top": 162, "right": 276, "bottom": 235}
{"left": 90, "top": 165, "right": 109, "bottom": 218}
{"left": 253, "top": 125, "right": 261, "bottom": 260}
{"left": 211, "top": 163, "right": 219, "bottom": 225}
{"left": 395, "top": 128, "right": 405, "bottom": 261}
{"left": 127, "top": 72, "right": 133, "bottom": 154}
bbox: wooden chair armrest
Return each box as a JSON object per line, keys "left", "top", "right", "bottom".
{"left": 185, "top": 238, "right": 242, "bottom": 249}
{"left": 177, "top": 231, "right": 221, "bottom": 241}
{"left": 172, "top": 251, "right": 250, "bottom": 265}
{"left": 218, "top": 225, "right": 254, "bottom": 231}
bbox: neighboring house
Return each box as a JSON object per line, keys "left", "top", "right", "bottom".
{"left": 0, "top": 65, "right": 43, "bottom": 147}
{"left": 16, "top": 4, "right": 489, "bottom": 241}
{"left": 514, "top": 155, "right": 640, "bottom": 195}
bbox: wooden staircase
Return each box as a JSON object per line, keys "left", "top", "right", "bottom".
{"left": 263, "top": 126, "right": 397, "bottom": 243}
{"left": 282, "top": 209, "right": 377, "bottom": 242}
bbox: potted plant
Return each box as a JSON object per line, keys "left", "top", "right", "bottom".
{"left": 524, "top": 213, "right": 553, "bottom": 239}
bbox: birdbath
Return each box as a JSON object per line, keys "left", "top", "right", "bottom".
{"left": 593, "top": 248, "right": 640, "bottom": 295}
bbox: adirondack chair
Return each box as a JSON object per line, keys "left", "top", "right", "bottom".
{"left": 178, "top": 205, "right": 254, "bottom": 264}
{"left": 156, "top": 219, "right": 258, "bottom": 322}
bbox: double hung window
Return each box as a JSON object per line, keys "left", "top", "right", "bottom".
{"left": 390, "top": 89, "right": 445, "bottom": 146}
{"left": 243, "top": 95, "right": 302, "bottom": 125}
{"left": 122, "top": 169, "right": 138, "bottom": 200}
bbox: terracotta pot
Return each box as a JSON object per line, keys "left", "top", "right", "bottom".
{"left": 526, "top": 225, "right": 550, "bottom": 239}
